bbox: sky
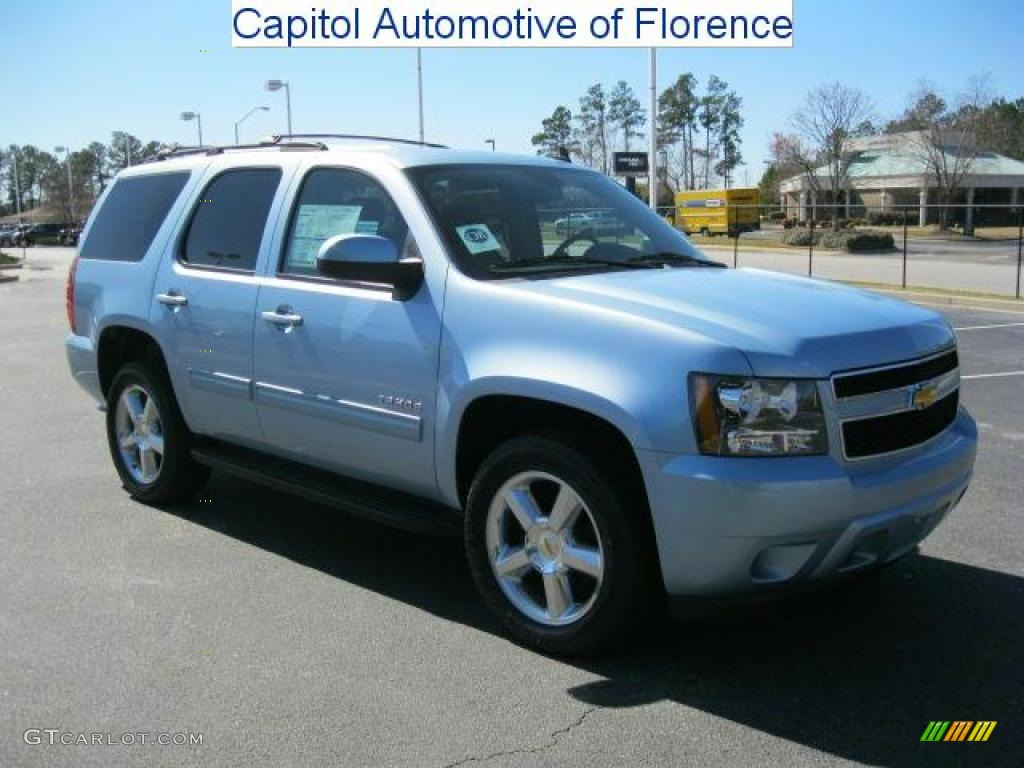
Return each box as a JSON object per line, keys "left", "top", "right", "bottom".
{"left": 3, "top": 0, "right": 1022, "bottom": 179}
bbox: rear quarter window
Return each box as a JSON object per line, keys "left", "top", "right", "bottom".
{"left": 79, "top": 172, "right": 190, "bottom": 262}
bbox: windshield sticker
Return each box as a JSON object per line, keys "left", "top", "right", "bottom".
{"left": 456, "top": 224, "right": 501, "bottom": 254}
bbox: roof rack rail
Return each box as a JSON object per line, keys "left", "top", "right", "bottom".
{"left": 147, "top": 138, "right": 328, "bottom": 163}
{"left": 272, "top": 133, "right": 449, "bottom": 149}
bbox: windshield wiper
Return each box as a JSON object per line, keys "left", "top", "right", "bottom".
{"left": 491, "top": 256, "right": 657, "bottom": 273}
{"left": 628, "top": 252, "right": 727, "bottom": 268}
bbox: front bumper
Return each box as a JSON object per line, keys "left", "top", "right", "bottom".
{"left": 638, "top": 408, "right": 977, "bottom": 596}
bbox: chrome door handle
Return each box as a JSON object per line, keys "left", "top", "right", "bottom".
{"left": 156, "top": 291, "right": 188, "bottom": 307}
{"left": 261, "top": 308, "right": 303, "bottom": 328}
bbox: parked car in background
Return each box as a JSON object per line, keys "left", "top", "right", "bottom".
{"left": 553, "top": 210, "right": 628, "bottom": 237}
{"left": 65, "top": 137, "right": 976, "bottom": 655}
{"left": 60, "top": 226, "right": 84, "bottom": 246}
{"left": 0, "top": 223, "right": 67, "bottom": 247}
{"left": 0, "top": 225, "right": 31, "bottom": 247}
{"left": 25, "top": 223, "right": 66, "bottom": 246}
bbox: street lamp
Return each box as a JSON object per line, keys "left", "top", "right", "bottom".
{"left": 416, "top": 50, "right": 424, "bottom": 143}
{"left": 485, "top": 139, "right": 495, "bottom": 152}
{"left": 181, "top": 111, "right": 203, "bottom": 147}
{"left": 54, "top": 145, "right": 75, "bottom": 222}
{"left": 235, "top": 106, "right": 269, "bottom": 145}
{"left": 647, "top": 47, "right": 658, "bottom": 209}
{"left": 265, "top": 80, "right": 292, "bottom": 136}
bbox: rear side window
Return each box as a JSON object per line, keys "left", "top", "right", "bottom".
{"left": 182, "top": 168, "right": 282, "bottom": 272}
{"left": 79, "top": 172, "right": 189, "bottom": 261}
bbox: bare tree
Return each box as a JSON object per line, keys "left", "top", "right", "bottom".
{"left": 790, "top": 82, "right": 873, "bottom": 230}
{"left": 659, "top": 142, "right": 690, "bottom": 193}
{"left": 903, "top": 76, "right": 992, "bottom": 231}
{"left": 775, "top": 133, "right": 825, "bottom": 221}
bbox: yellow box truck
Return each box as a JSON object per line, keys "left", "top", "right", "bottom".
{"left": 672, "top": 188, "right": 761, "bottom": 237}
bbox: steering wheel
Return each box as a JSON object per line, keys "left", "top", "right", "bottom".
{"left": 551, "top": 233, "right": 600, "bottom": 260}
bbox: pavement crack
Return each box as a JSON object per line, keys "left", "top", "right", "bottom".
{"left": 442, "top": 706, "right": 598, "bottom": 768}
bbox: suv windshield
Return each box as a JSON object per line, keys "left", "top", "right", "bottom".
{"left": 407, "top": 164, "right": 715, "bottom": 280}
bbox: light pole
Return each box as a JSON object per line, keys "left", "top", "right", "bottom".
{"left": 647, "top": 48, "right": 658, "bottom": 210}
{"left": 416, "top": 49, "right": 425, "bottom": 143}
{"left": 181, "top": 112, "right": 203, "bottom": 147}
{"left": 485, "top": 139, "right": 495, "bottom": 152}
{"left": 265, "top": 80, "right": 292, "bottom": 136}
{"left": 54, "top": 145, "right": 75, "bottom": 222}
{"left": 235, "top": 106, "right": 269, "bottom": 145}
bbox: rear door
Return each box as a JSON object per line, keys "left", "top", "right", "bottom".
{"left": 151, "top": 163, "right": 289, "bottom": 446}
{"left": 251, "top": 165, "right": 443, "bottom": 497}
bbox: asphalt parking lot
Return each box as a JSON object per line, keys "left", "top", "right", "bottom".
{"left": 2, "top": 249, "right": 1022, "bottom": 768}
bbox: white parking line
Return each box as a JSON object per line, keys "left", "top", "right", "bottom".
{"left": 961, "top": 371, "right": 1024, "bottom": 380}
{"left": 954, "top": 322, "right": 1024, "bottom": 331}
{"left": 915, "top": 301, "right": 1024, "bottom": 316}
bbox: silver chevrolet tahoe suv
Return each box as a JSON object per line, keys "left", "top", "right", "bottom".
{"left": 66, "top": 135, "right": 977, "bottom": 654}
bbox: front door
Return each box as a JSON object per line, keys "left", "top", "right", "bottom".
{"left": 252, "top": 167, "right": 442, "bottom": 497}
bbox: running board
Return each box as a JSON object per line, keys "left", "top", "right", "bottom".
{"left": 191, "top": 441, "right": 461, "bottom": 537}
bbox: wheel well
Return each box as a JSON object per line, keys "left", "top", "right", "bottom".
{"left": 97, "top": 327, "right": 168, "bottom": 397}
{"left": 455, "top": 395, "right": 646, "bottom": 507}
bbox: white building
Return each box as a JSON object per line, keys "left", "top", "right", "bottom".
{"left": 779, "top": 132, "right": 1024, "bottom": 230}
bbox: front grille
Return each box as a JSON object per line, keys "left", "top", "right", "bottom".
{"left": 833, "top": 349, "right": 958, "bottom": 399}
{"left": 842, "top": 390, "right": 959, "bottom": 459}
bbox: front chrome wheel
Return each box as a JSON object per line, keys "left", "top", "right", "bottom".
{"left": 486, "top": 471, "right": 605, "bottom": 627}
{"left": 114, "top": 384, "right": 164, "bottom": 484}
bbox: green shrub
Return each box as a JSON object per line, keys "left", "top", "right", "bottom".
{"left": 781, "top": 228, "right": 896, "bottom": 251}
{"left": 866, "top": 211, "right": 908, "bottom": 226}
{"left": 780, "top": 228, "right": 816, "bottom": 246}
{"left": 845, "top": 230, "right": 896, "bottom": 251}
{"left": 769, "top": 211, "right": 787, "bottom": 221}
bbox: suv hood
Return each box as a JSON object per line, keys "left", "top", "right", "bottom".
{"left": 514, "top": 267, "right": 954, "bottom": 378}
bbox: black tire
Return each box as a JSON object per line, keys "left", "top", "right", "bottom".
{"left": 105, "top": 361, "right": 209, "bottom": 504}
{"left": 465, "top": 434, "right": 657, "bottom": 656}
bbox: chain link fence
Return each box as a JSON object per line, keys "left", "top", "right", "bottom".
{"left": 656, "top": 203, "right": 1024, "bottom": 299}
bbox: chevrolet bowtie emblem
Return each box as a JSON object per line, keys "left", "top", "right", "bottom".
{"left": 911, "top": 382, "right": 939, "bottom": 411}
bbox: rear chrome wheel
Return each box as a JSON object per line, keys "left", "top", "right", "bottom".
{"left": 106, "top": 361, "right": 209, "bottom": 504}
{"left": 486, "top": 471, "right": 604, "bottom": 627}
{"left": 114, "top": 384, "right": 165, "bottom": 484}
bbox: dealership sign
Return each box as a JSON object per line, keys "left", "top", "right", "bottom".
{"left": 613, "top": 152, "right": 649, "bottom": 176}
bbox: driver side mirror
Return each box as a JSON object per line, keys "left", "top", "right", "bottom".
{"left": 316, "top": 234, "right": 424, "bottom": 301}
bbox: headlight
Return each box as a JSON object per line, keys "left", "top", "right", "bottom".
{"left": 690, "top": 374, "right": 828, "bottom": 456}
